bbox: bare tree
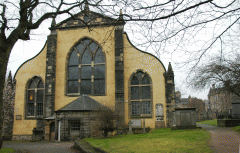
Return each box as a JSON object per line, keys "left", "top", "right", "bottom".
{"left": 1, "top": 0, "right": 239, "bottom": 148}
{"left": 92, "top": 106, "right": 121, "bottom": 138}
{"left": 191, "top": 54, "right": 240, "bottom": 98}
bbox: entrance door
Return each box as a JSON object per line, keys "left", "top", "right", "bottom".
{"left": 69, "top": 120, "right": 80, "bottom": 140}
{"left": 50, "top": 122, "right": 55, "bottom": 141}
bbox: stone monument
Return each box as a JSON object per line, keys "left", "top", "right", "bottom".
{"left": 155, "top": 103, "right": 165, "bottom": 128}
{"left": 172, "top": 108, "right": 196, "bottom": 130}
{"left": 232, "top": 103, "right": 240, "bottom": 118}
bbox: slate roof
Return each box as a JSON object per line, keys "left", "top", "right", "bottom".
{"left": 56, "top": 95, "right": 103, "bottom": 112}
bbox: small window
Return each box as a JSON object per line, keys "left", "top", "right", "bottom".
{"left": 70, "top": 120, "right": 80, "bottom": 137}
{"left": 26, "top": 77, "right": 44, "bottom": 118}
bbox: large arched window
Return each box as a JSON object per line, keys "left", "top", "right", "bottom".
{"left": 130, "top": 71, "right": 152, "bottom": 116}
{"left": 27, "top": 77, "right": 44, "bottom": 117}
{"left": 67, "top": 38, "right": 105, "bottom": 95}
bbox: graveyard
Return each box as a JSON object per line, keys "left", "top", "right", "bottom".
{"left": 84, "top": 128, "right": 211, "bottom": 153}
{"left": 217, "top": 102, "right": 240, "bottom": 127}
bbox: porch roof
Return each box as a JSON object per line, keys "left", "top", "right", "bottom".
{"left": 55, "top": 95, "right": 103, "bottom": 112}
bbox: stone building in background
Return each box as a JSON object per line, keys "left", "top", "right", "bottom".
{"left": 12, "top": 4, "right": 176, "bottom": 141}
{"left": 208, "top": 85, "right": 240, "bottom": 118}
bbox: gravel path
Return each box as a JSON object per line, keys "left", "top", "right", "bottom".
{"left": 197, "top": 123, "right": 240, "bottom": 153}
{"left": 3, "top": 141, "right": 81, "bottom": 153}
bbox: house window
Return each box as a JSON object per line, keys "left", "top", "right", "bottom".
{"left": 69, "top": 120, "right": 81, "bottom": 137}
{"left": 67, "top": 38, "right": 105, "bottom": 95}
{"left": 130, "top": 71, "right": 152, "bottom": 116}
{"left": 27, "top": 77, "right": 44, "bottom": 117}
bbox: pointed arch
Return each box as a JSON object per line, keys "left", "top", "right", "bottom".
{"left": 129, "top": 70, "right": 152, "bottom": 116}
{"left": 26, "top": 76, "right": 44, "bottom": 118}
{"left": 67, "top": 37, "right": 105, "bottom": 95}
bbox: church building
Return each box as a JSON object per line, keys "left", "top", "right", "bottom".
{"left": 12, "top": 5, "right": 176, "bottom": 141}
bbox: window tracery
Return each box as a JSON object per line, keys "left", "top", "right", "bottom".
{"left": 130, "top": 71, "right": 152, "bottom": 116}
{"left": 26, "top": 77, "right": 44, "bottom": 117}
{"left": 68, "top": 38, "right": 105, "bottom": 95}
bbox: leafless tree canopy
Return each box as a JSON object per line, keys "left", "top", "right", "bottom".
{"left": 92, "top": 106, "right": 121, "bottom": 138}
{"left": 0, "top": 0, "right": 239, "bottom": 148}
{"left": 191, "top": 54, "right": 240, "bottom": 98}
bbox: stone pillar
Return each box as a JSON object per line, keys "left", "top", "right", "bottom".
{"left": 44, "top": 30, "right": 57, "bottom": 118}
{"left": 45, "top": 121, "right": 50, "bottom": 141}
{"left": 115, "top": 22, "right": 125, "bottom": 129}
{"left": 164, "top": 62, "right": 176, "bottom": 128}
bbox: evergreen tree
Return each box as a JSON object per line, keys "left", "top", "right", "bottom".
{"left": 2, "top": 72, "right": 15, "bottom": 137}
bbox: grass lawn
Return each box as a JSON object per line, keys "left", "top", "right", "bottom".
{"left": 197, "top": 119, "right": 217, "bottom": 126}
{"left": 233, "top": 126, "right": 240, "bottom": 132}
{"left": 0, "top": 148, "right": 14, "bottom": 153}
{"left": 85, "top": 128, "right": 212, "bottom": 153}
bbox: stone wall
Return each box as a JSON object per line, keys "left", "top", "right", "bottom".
{"left": 12, "top": 135, "right": 32, "bottom": 141}
{"left": 55, "top": 111, "right": 94, "bottom": 141}
{"left": 155, "top": 121, "right": 165, "bottom": 129}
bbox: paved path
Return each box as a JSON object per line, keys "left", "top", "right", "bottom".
{"left": 3, "top": 141, "right": 80, "bottom": 153}
{"left": 197, "top": 123, "right": 240, "bottom": 153}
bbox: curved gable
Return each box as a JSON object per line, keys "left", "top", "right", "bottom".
{"left": 13, "top": 41, "right": 47, "bottom": 80}
{"left": 14, "top": 41, "right": 47, "bottom": 80}
{"left": 123, "top": 32, "right": 166, "bottom": 72}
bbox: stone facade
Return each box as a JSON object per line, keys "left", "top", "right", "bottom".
{"left": 12, "top": 135, "right": 32, "bottom": 141}
{"left": 115, "top": 22, "right": 125, "bottom": 129}
{"left": 44, "top": 28, "right": 57, "bottom": 118}
{"left": 55, "top": 111, "right": 93, "bottom": 141}
{"left": 164, "top": 63, "right": 176, "bottom": 128}
{"left": 208, "top": 85, "right": 240, "bottom": 118}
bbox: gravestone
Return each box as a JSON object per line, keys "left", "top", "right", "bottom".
{"left": 143, "top": 119, "right": 146, "bottom": 133}
{"left": 232, "top": 103, "right": 240, "bottom": 118}
{"left": 127, "top": 121, "right": 133, "bottom": 134}
{"left": 156, "top": 103, "right": 164, "bottom": 121}
{"left": 131, "top": 119, "right": 142, "bottom": 128}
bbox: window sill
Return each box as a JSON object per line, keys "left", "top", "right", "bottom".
{"left": 131, "top": 115, "right": 152, "bottom": 119}
{"left": 25, "top": 116, "right": 44, "bottom": 120}
{"left": 66, "top": 93, "right": 105, "bottom": 97}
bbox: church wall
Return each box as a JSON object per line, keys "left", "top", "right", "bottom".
{"left": 12, "top": 22, "right": 170, "bottom": 141}
{"left": 54, "top": 26, "right": 116, "bottom": 111}
{"left": 12, "top": 44, "right": 47, "bottom": 139}
{"left": 123, "top": 33, "right": 167, "bottom": 128}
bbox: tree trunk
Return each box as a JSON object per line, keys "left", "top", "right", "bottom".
{"left": 0, "top": 45, "right": 11, "bottom": 149}
{"left": 103, "top": 130, "right": 108, "bottom": 138}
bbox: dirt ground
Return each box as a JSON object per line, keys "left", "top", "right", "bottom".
{"left": 197, "top": 123, "right": 240, "bottom": 153}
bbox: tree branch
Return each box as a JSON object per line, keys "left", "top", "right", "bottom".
{"left": 28, "top": 1, "right": 84, "bottom": 29}
{"left": 124, "top": 0, "right": 214, "bottom": 21}
{"left": 0, "top": 3, "right": 7, "bottom": 39}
